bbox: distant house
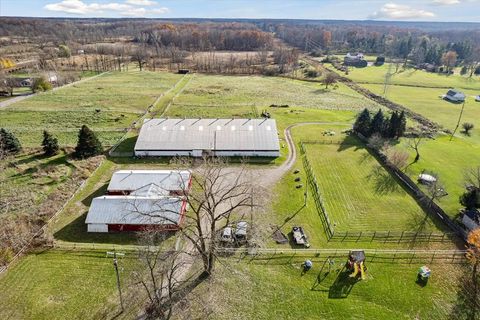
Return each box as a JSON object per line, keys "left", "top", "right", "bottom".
{"left": 444, "top": 89, "right": 466, "bottom": 103}
{"left": 344, "top": 53, "right": 367, "bottom": 67}
{"left": 77, "top": 49, "right": 85, "bottom": 54}
{"left": 85, "top": 195, "right": 187, "bottom": 232}
{"left": 462, "top": 209, "right": 480, "bottom": 231}
{"left": 45, "top": 72, "right": 58, "bottom": 84}
{"left": 19, "top": 78, "right": 32, "bottom": 87}
{"left": 107, "top": 170, "right": 192, "bottom": 196}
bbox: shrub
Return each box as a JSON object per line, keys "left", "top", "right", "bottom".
{"left": 304, "top": 68, "right": 319, "bottom": 78}
{"left": 0, "top": 128, "right": 22, "bottom": 156}
{"left": 42, "top": 130, "right": 59, "bottom": 156}
{"left": 32, "top": 77, "right": 52, "bottom": 93}
{"left": 462, "top": 122, "right": 474, "bottom": 135}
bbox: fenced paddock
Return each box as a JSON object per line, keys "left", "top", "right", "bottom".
{"left": 300, "top": 139, "right": 453, "bottom": 242}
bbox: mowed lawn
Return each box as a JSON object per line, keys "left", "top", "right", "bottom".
{"left": 0, "top": 249, "right": 136, "bottom": 320}
{"left": 188, "top": 258, "right": 465, "bottom": 320}
{"left": 304, "top": 136, "right": 439, "bottom": 232}
{"left": 166, "top": 74, "right": 381, "bottom": 119}
{"left": 0, "top": 71, "right": 183, "bottom": 147}
{"left": 340, "top": 62, "right": 480, "bottom": 90}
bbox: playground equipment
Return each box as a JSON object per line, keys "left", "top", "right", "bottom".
{"left": 347, "top": 250, "right": 366, "bottom": 280}
{"left": 417, "top": 266, "right": 431, "bottom": 285}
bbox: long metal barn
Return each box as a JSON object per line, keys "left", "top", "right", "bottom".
{"left": 134, "top": 118, "right": 281, "bottom": 157}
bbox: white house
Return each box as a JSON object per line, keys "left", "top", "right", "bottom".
{"left": 134, "top": 118, "right": 280, "bottom": 158}
{"left": 462, "top": 210, "right": 480, "bottom": 231}
{"left": 444, "top": 89, "right": 466, "bottom": 103}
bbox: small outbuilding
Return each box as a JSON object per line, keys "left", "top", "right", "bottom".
{"left": 444, "top": 89, "right": 466, "bottom": 103}
{"left": 344, "top": 53, "right": 367, "bottom": 67}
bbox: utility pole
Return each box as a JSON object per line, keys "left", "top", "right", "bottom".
{"left": 107, "top": 251, "right": 125, "bottom": 312}
{"left": 450, "top": 101, "right": 467, "bottom": 141}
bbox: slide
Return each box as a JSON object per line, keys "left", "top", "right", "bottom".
{"left": 350, "top": 263, "right": 359, "bottom": 278}
{"left": 360, "top": 262, "right": 366, "bottom": 280}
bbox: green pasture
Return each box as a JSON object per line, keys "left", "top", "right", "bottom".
{"left": 187, "top": 258, "right": 467, "bottom": 320}
{"left": 0, "top": 71, "right": 183, "bottom": 147}
{"left": 0, "top": 249, "right": 136, "bottom": 320}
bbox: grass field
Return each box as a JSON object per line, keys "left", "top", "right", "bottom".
{"left": 304, "top": 137, "right": 438, "bottom": 233}
{"left": 0, "top": 249, "right": 136, "bottom": 320}
{"left": 0, "top": 70, "right": 183, "bottom": 147}
{"left": 186, "top": 257, "right": 466, "bottom": 320}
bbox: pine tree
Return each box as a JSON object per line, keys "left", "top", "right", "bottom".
{"left": 396, "top": 111, "right": 407, "bottom": 138}
{"left": 353, "top": 108, "right": 371, "bottom": 137}
{"left": 387, "top": 111, "right": 399, "bottom": 138}
{"left": 0, "top": 128, "right": 22, "bottom": 155}
{"left": 370, "top": 110, "right": 385, "bottom": 137}
{"left": 42, "top": 130, "right": 59, "bottom": 156}
{"left": 74, "top": 125, "right": 103, "bottom": 158}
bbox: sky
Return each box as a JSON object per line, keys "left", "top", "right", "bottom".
{"left": 0, "top": 0, "right": 479, "bottom": 22}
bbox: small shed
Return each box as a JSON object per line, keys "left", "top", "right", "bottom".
{"left": 444, "top": 89, "right": 466, "bottom": 103}
{"left": 418, "top": 174, "right": 437, "bottom": 185}
{"left": 462, "top": 209, "right": 480, "bottom": 231}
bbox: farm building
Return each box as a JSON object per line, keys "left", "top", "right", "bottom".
{"left": 462, "top": 209, "right": 480, "bottom": 231}
{"left": 444, "top": 89, "right": 466, "bottom": 103}
{"left": 85, "top": 195, "right": 187, "bottom": 232}
{"left": 344, "top": 53, "right": 367, "bottom": 67}
{"left": 134, "top": 118, "right": 280, "bottom": 157}
{"left": 107, "top": 170, "right": 192, "bottom": 196}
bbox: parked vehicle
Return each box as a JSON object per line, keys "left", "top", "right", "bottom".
{"left": 292, "top": 226, "right": 310, "bottom": 247}
{"left": 235, "top": 221, "right": 248, "bottom": 242}
{"left": 221, "top": 227, "right": 234, "bottom": 243}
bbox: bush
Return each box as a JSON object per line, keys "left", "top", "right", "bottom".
{"left": 32, "top": 77, "right": 52, "bottom": 93}
{"left": 375, "top": 56, "right": 385, "bottom": 66}
{"left": 462, "top": 122, "right": 474, "bottom": 135}
{"left": 42, "top": 130, "right": 59, "bottom": 156}
{"left": 262, "top": 65, "right": 280, "bottom": 76}
{"left": 304, "top": 68, "right": 319, "bottom": 78}
{"left": 460, "top": 66, "right": 468, "bottom": 75}
{"left": 0, "top": 128, "right": 22, "bottom": 156}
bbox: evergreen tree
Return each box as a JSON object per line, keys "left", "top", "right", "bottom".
{"left": 396, "top": 111, "right": 407, "bottom": 138}
{"left": 0, "top": 128, "right": 22, "bottom": 155}
{"left": 74, "top": 125, "right": 103, "bottom": 158}
{"left": 460, "top": 188, "right": 480, "bottom": 210}
{"left": 387, "top": 111, "right": 399, "bottom": 138}
{"left": 42, "top": 130, "right": 59, "bottom": 156}
{"left": 370, "top": 110, "right": 385, "bottom": 137}
{"left": 353, "top": 108, "right": 371, "bottom": 137}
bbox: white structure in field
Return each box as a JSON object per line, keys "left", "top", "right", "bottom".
{"left": 134, "top": 118, "right": 280, "bottom": 157}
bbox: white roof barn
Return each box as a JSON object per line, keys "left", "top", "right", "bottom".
{"left": 107, "top": 170, "right": 191, "bottom": 195}
{"left": 134, "top": 118, "right": 280, "bottom": 158}
{"left": 85, "top": 196, "right": 186, "bottom": 233}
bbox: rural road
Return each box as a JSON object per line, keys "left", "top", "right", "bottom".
{"left": 0, "top": 71, "right": 109, "bottom": 109}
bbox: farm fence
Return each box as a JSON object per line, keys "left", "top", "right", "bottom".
{"left": 354, "top": 133, "right": 468, "bottom": 241}
{"left": 219, "top": 247, "right": 467, "bottom": 264}
{"left": 299, "top": 140, "right": 457, "bottom": 243}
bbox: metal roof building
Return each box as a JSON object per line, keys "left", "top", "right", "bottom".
{"left": 134, "top": 118, "right": 280, "bottom": 157}
{"left": 85, "top": 196, "right": 186, "bottom": 233}
{"left": 107, "top": 170, "right": 192, "bottom": 195}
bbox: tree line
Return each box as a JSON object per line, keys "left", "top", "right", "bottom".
{"left": 353, "top": 108, "right": 407, "bottom": 140}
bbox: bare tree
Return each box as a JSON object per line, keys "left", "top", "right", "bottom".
{"left": 134, "top": 157, "right": 257, "bottom": 276}
{"left": 321, "top": 72, "right": 338, "bottom": 89}
{"left": 131, "top": 48, "right": 148, "bottom": 71}
{"left": 424, "top": 173, "right": 447, "bottom": 205}
{"left": 406, "top": 129, "right": 427, "bottom": 163}
{"left": 133, "top": 232, "right": 188, "bottom": 320}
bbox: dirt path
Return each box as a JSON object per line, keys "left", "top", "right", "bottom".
{"left": 0, "top": 71, "right": 109, "bottom": 109}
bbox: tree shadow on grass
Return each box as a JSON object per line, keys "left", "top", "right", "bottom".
{"left": 328, "top": 267, "right": 359, "bottom": 299}
{"left": 337, "top": 135, "right": 366, "bottom": 152}
{"left": 366, "top": 164, "right": 401, "bottom": 195}
{"left": 449, "top": 266, "right": 479, "bottom": 320}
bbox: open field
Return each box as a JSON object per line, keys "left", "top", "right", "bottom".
{"left": 0, "top": 249, "right": 136, "bottom": 320}
{"left": 186, "top": 257, "right": 467, "bottom": 320}
{"left": 0, "top": 70, "right": 183, "bottom": 147}
{"left": 304, "top": 137, "right": 439, "bottom": 233}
